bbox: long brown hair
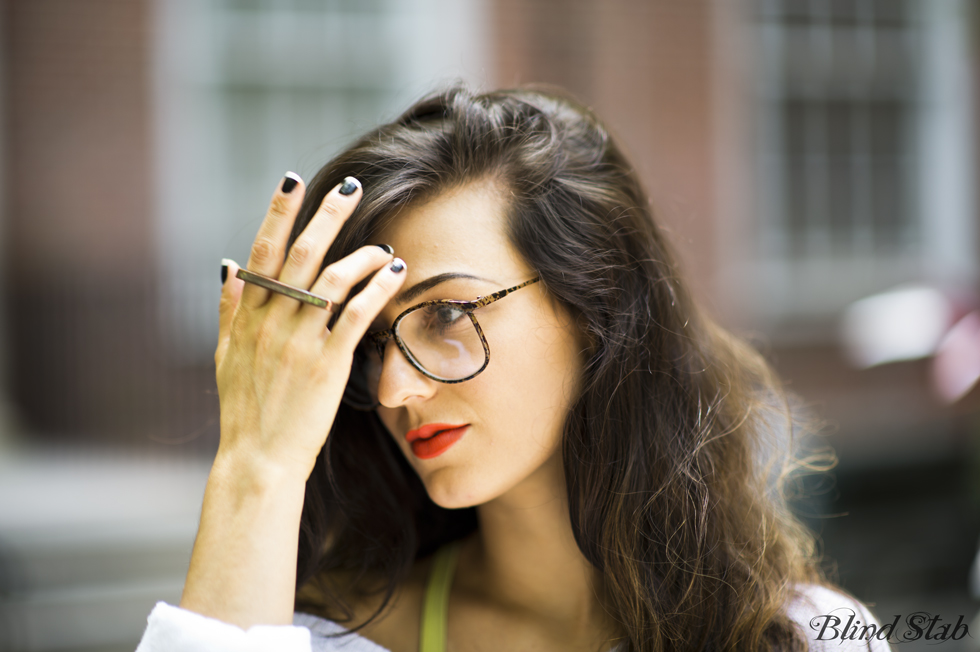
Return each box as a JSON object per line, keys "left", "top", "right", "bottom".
{"left": 289, "top": 84, "right": 833, "bottom": 651}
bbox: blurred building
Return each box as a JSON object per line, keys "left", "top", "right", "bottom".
{"left": 0, "top": 0, "right": 977, "bottom": 650}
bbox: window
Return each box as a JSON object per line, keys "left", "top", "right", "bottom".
{"left": 151, "top": 0, "right": 491, "bottom": 362}
{"left": 751, "top": 0, "right": 975, "bottom": 329}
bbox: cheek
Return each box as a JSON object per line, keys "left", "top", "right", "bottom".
{"left": 480, "top": 319, "right": 583, "bottom": 451}
{"left": 375, "top": 406, "right": 400, "bottom": 441}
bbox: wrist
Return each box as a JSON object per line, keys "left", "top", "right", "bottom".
{"left": 209, "top": 443, "right": 313, "bottom": 496}
{"left": 182, "top": 446, "right": 308, "bottom": 628}
{"left": 201, "top": 451, "right": 308, "bottom": 528}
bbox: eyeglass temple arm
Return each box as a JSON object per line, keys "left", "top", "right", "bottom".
{"left": 472, "top": 277, "right": 541, "bottom": 308}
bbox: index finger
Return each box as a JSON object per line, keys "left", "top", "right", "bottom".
{"left": 241, "top": 172, "right": 305, "bottom": 309}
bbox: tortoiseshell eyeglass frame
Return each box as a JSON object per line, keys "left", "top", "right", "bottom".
{"left": 346, "top": 277, "right": 541, "bottom": 409}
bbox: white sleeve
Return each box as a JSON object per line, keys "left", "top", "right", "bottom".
{"left": 135, "top": 602, "right": 312, "bottom": 652}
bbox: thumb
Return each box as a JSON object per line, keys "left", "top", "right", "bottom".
{"left": 216, "top": 258, "right": 245, "bottom": 364}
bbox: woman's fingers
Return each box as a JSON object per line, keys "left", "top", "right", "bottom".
{"left": 216, "top": 258, "right": 245, "bottom": 365}
{"left": 295, "top": 244, "right": 394, "bottom": 330}
{"left": 274, "top": 177, "right": 362, "bottom": 301}
{"left": 240, "top": 172, "right": 306, "bottom": 310}
{"left": 326, "top": 257, "right": 408, "bottom": 355}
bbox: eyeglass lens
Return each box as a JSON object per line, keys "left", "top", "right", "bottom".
{"left": 344, "top": 303, "right": 486, "bottom": 408}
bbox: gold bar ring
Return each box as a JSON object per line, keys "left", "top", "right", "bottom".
{"left": 236, "top": 268, "right": 334, "bottom": 311}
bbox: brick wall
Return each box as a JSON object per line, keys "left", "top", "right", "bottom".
{"left": 494, "top": 0, "right": 720, "bottom": 307}
{"left": 2, "top": 0, "right": 218, "bottom": 449}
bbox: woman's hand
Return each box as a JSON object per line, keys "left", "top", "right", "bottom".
{"left": 179, "top": 173, "right": 405, "bottom": 629}
{"left": 214, "top": 174, "right": 404, "bottom": 480}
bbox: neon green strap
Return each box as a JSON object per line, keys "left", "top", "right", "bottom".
{"left": 419, "top": 541, "right": 463, "bottom": 652}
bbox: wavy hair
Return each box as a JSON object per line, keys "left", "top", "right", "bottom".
{"left": 289, "top": 85, "right": 834, "bottom": 651}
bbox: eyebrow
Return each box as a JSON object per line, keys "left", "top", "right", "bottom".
{"left": 395, "top": 272, "right": 496, "bottom": 305}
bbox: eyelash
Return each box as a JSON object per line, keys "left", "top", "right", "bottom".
{"left": 373, "top": 291, "right": 474, "bottom": 325}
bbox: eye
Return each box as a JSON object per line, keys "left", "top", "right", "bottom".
{"left": 421, "top": 304, "right": 468, "bottom": 335}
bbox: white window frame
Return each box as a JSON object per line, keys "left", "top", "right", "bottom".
{"left": 150, "top": 0, "right": 492, "bottom": 364}
{"left": 717, "top": 0, "right": 976, "bottom": 338}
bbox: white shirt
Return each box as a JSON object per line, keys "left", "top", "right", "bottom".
{"left": 135, "top": 583, "right": 894, "bottom": 652}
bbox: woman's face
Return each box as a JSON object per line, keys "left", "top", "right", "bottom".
{"left": 370, "top": 179, "right": 586, "bottom": 509}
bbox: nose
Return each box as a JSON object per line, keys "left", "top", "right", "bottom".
{"left": 376, "top": 338, "right": 438, "bottom": 408}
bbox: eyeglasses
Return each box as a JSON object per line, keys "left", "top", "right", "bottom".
{"left": 342, "top": 277, "right": 541, "bottom": 410}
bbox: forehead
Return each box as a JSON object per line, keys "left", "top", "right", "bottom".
{"left": 375, "top": 179, "right": 530, "bottom": 284}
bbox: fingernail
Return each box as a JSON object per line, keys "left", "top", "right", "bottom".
{"left": 375, "top": 244, "right": 394, "bottom": 255}
{"left": 221, "top": 258, "right": 236, "bottom": 284}
{"left": 389, "top": 258, "right": 405, "bottom": 274}
{"left": 339, "top": 176, "right": 361, "bottom": 196}
{"left": 281, "top": 172, "right": 302, "bottom": 194}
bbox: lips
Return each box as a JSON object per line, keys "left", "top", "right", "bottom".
{"left": 405, "top": 423, "right": 469, "bottom": 459}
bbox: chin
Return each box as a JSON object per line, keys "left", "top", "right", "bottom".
{"left": 419, "top": 467, "right": 495, "bottom": 510}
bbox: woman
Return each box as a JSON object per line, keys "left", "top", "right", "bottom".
{"left": 137, "top": 86, "right": 890, "bottom": 651}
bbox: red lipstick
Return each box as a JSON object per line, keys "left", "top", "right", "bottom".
{"left": 405, "top": 423, "right": 468, "bottom": 459}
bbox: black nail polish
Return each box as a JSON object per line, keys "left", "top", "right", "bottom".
{"left": 389, "top": 258, "right": 405, "bottom": 274}
{"left": 339, "top": 176, "right": 361, "bottom": 196}
{"left": 375, "top": 244, "right": 394, "bottom": 255}
{"left": 281, "top": 172, "right": 301, "bottom": 194}
{"left": 221, "top": 263, "right": 228, "bottom": 284}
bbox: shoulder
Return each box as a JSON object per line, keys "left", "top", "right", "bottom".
{"left": 785, "top": 583, "right": 894, "bottom": 652}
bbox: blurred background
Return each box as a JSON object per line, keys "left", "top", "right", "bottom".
{"left": 0, "top": 0, "right": 978, "bottom": 650}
